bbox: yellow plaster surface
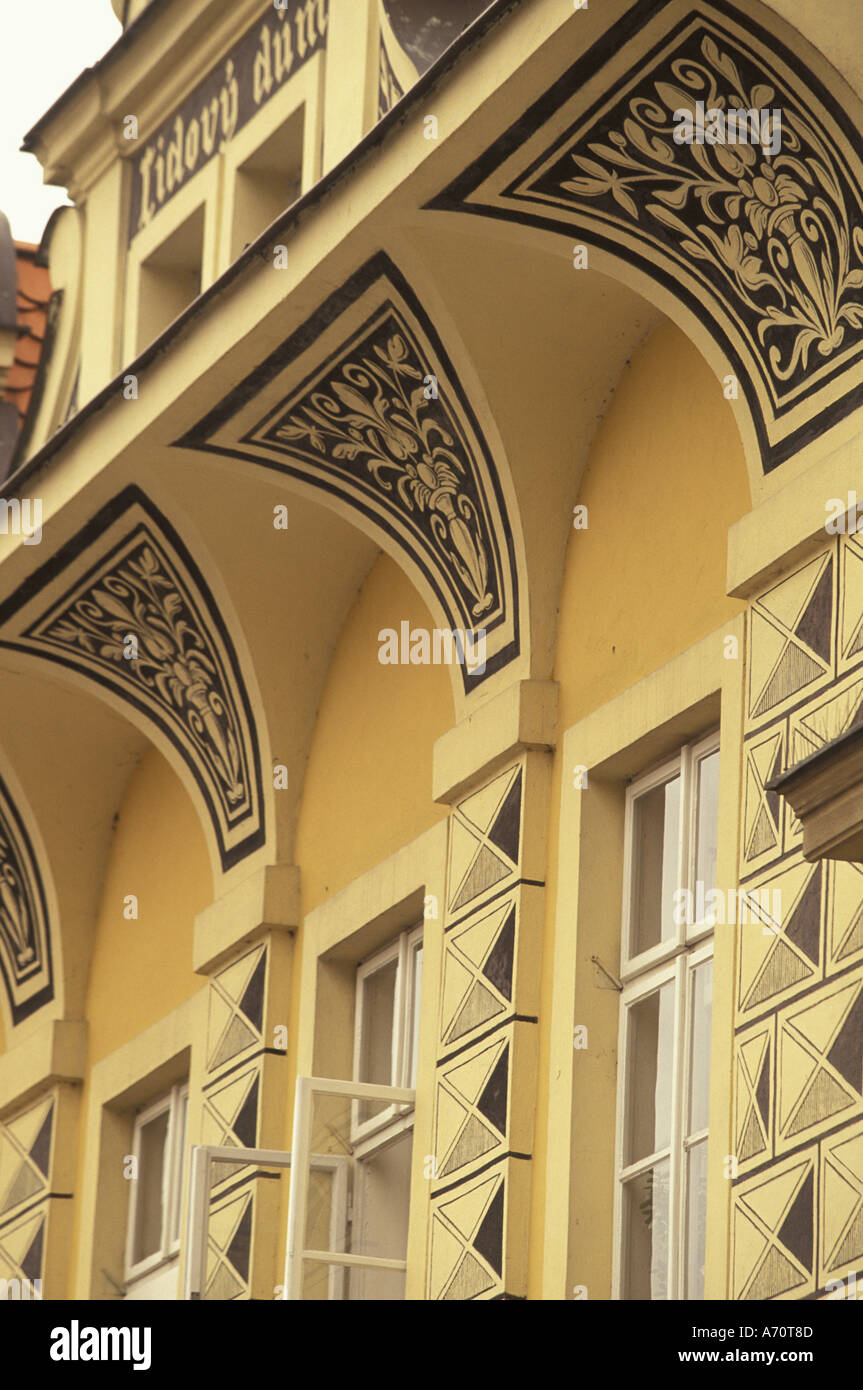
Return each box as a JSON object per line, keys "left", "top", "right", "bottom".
{"left": 294, "top": 551, "right": 453, "bottom": 916}
{"left": 528, "top": 321, "right": 752, "bottom": 1295}
{"left": 84, "top": 746, "right": 210, "bottom": 1067}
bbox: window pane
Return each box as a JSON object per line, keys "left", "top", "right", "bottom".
{"left": 630, "top": 774, "right": 680, "bottom": 956}
{"left": 688, "top": 961, "right": 713, "bottom": 1135}
{"left": 133, "top": 1110, "right": 169, "bottom": 1264}
{"left": 685, "top": 1140, "right": 709, "bottom": 1299}
{"left": 349, "top": 1131, "right": 412, "bottom": 1301}
{"left": 408, "top": 945, "right": 423, "bottom": 1087}
{"left": 626, "top": 982, "right": 675, "bottom": 1163}
{"left": 623, "top": 1160, "right": 670, "bottom": 1300}
{"left": 694, "top": 749, "right": 720, "bottom": 903}
{"left": 358, "top": 958, "right": 397, "bottom": 1125}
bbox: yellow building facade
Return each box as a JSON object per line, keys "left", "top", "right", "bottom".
{"left": 1, "top": 0, "right": 863, "bottom": 1304}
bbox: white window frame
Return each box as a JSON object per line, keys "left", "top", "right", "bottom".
{"left": 125, "top": 1080, "right": 189, "bottom": 1285}
{"left": 621, "top": 730, "right": 720, "bottom": 979}
{"left": 284, "top": 1076, "right": 415, "bottom": 1301}
{"left": 612, "top": 941, "right": 713, "bottom": 1300}
{"left": 183, "top": 1145, "right": 349, "bottom": 1301}
{"left": 613, "top": 729, "right": 719, "bottom": 1300}
{"left": 351, "top": 924, "right": 423, "bottom": 1149}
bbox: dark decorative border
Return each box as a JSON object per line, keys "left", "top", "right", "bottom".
{"left": 0, "top": 773, "right": 53, "bottom": 1025}
{"left": 427, "top": 0, "right": 863, "bottom": 474}
{"left": 0, "top": 488, "right": 265, "bottom": 872}
{"left": 176, "top": 253, "right": 521, "bottom": 690}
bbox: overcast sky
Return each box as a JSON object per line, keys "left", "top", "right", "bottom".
{"left": 1, "top": 1, "right": 122, "bottom": 244}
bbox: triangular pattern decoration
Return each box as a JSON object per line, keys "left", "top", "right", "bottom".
{"left": 441, "top": 899, "right": 515, "bottom": 1047}
{"left": 207, "top": 943, "right": 266, "bottom": 1072}
{"left": 2, "top": 1165, "right": 42, "bottom": 1215}
{"left": 431, "top": 1173, "right": 504, "bottom": 1300}
{"left": 238, "top": 953, "right": 267, "bottom": 1034}
{"left": 487, "top": 771, "right": 522, "bottom": 865}
{"left": 749, "top": 555, "right": 832, "bottom": 719}
{"left": 225, "top": 1200, "right": 253, "bottom": 1283}
{"left": 784, "top": 862, "right": 822, "bottom": 965}
{"left": 232, "top": 1075, "right": 260, "bottom": 1149}
{"left": 739, "top": 859, "right": 820, "bottom": 1014}
{"left": 472, "top": 1183, "right": 504, "bottom": 1278}
{"left": 826, "top": 987, "right": 863, "bottom": 1092}
{"left": 20, "top": 1219, "right": 44, "bottom": 1283}
{"left": 448, "top": 766, "right": 521, "bottom": 913}
{"left": 451, "top": 845, "right": 510, "bottom": 913}
{"left": 443, "top": 1251, "right": 495, "bottom": 1300}
{"left": 795, "top": 565, "right": 833, "bottom": 663}
{"left": 211, "top": 1014, "right": 257, "bottom": 1072}
{"left": 447, "top": 980, "right": 505, "bottom": 1044}
{"left": 841, "top": 537, "right": 863, "bottom": 660}
{"left": 776, "top": 1169, "right": 813, "bottom": 1272}
{"left": 482, "top": 908, "right": 515, "bottom": 1002}
{"left": 747, "top": 1244, "right": 806, "bottom": 1301}
{"left": 735, "top": 1159, "right": 814, "bottom": 1298}
{"left": 28, "top": 1106, "right": 53, "bottom": 1180}
{"left": 476, "top": 1048, "right": 509, "bottom": 1135}
{"left": 440, "top": 1113, "right": 499, "bottom": 1176}
{"left": 746, "top": 939, "right": 811, "bottom": 1011}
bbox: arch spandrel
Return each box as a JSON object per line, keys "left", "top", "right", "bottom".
{"left": 176, "top": 252, "right": 523, "bottom": 697}
{"left": 0, "top": 488, "right": 266, "bottom": 878}
{"left": 427, "top": 0, "right": 863, "bottom": 482}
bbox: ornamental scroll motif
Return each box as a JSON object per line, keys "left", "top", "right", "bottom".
{"left": 553, "top": 34, "right": 863, "bottom": 389}
{"left": 268, "top": 320, "right": 494, "bottom": 620}
{"left": 178, "top": 255, "right": 520, "bottom": 688}
{"left": 41, "top": 542, "right": 246, "bottom": 808}
{"left": 5, "top": 491, "right": 266, "bottom": 871}
{"left": 428, "top": 4, "right": 863, "bottom": 471}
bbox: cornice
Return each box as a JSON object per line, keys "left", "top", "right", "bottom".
{"left": 22, "top": 0, "right": 266, "bottom": 199}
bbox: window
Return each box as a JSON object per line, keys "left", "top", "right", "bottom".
{"left": 230, "top": 107, "right": 305, "bottom": 260}
{"left": 349, "top": 926, "right": 422, "bottom": 1300}
{"left": 125, "top": 1081, "right": 189, "bottom": 1292}
{"left": 614, "top": 732, "right": 718, "bottom": 1300}
{"left": 136, "top": 206, "right": 204, "bottom": 352}
{"left": 284, "top": 921, "right": 424, "bottom": 1300}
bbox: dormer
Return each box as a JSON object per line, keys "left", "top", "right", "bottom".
{"left": 18, "top": 1, "right": 492, "bottom": 463}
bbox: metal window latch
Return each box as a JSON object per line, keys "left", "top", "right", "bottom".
{"left": 591, "top": 955, "right": 623, "bottom": 991}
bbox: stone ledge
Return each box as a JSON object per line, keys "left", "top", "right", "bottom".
{"left": 433, "top": 679, "right": 558, "bottom": 804}
{"left": 194, "top": 863, "right": 300, "bottom": 974}
{"left": 0, "top": 1019, "right": 86, "bottom": 1119}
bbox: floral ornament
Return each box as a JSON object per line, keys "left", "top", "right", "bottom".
{"left": 274, "top": 328, "right": 494, "bottom": 619}
{"left": 46, "top": 545, "right": 246, "bottom": 808}
{"left": 556, "top": 34, "right": 863, "bottom": 382}
{"left": 0, "top": 827, "right": 34, "bottom": 967}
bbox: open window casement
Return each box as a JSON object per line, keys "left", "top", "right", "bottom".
{"left": 183, "top": 1144, "right": 350, "bottom": 1301}
{"left": 284, "top": 1076, "right": 416, "bottom": 1301}
{"left": 183, "top": 1076, "right": 415, "bottom": 1301}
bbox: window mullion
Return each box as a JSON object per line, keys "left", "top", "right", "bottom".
{"left": 619, "top": 1146, "right": 673, "bottom": 1182}
{"left": 668, "top": 953, "right": 687, "bottom": 1301}
{"left": 679, "top": 744, "right": 695, "bottom": 951}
